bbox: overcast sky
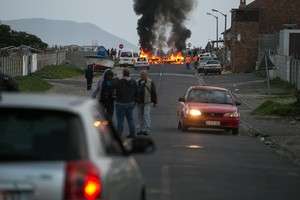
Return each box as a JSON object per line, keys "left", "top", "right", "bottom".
{"left": 0, "top": 0, "right": 254, "bottom": 49}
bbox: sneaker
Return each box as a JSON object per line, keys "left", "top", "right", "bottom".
{"left": 143, "top": 131, "right": 150, "bottom": 136}
{"left": 137, "top": 131, "right": 143, "bottom": 135}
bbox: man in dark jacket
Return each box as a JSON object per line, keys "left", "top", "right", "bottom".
{"left": 114, "top": 68, "right": 138, "bottom": 138}
{"left": 85, "top": 65, "right": 94, "bottom": 90}
{"left": 136, "top": 70, "right": 157, "bottom": 135}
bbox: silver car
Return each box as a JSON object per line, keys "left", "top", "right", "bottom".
{"left": 0, "top": 92, "right": 155, "bottom": 200}
{"left": 196, "top": 56, "right": 214, "bottom": 73}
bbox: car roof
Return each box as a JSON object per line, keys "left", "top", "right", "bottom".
{"left": 189, "top": 86, "right": 229, "bottom": 92}
{"left": 0, "top": 92, "right": 96, "bottom": 113}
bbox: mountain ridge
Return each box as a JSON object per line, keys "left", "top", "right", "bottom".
{"left": 2, "top": 18, "right": 139, "bottom": 51}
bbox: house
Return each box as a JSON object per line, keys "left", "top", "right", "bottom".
{"left": 229, "top": 0, "right": 300, "bottom": 72}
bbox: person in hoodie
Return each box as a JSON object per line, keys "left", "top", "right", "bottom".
{"left": 92, "top": 69, "right": 115, "bottom": 122}
{"left": 114, "top": 68, "right": 138, "bottom": 138}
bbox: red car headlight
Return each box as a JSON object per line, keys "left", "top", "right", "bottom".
{"left": 186, "top": 109, "right": 202, "bottom": 116}
{"left": 224, "top": 112, "right": 239, "bottom": 118}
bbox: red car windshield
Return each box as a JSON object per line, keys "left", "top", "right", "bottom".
{"left": 187, "top": 89, "right": 234, "bottom": 105}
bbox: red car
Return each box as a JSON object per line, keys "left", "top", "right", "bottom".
{"left": 177, "top": 86, "right": 241, "bottom": 135}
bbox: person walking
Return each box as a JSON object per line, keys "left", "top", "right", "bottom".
{"left": 85, "top": 65, "right": 94, "bottom": 90}
{"left": 185, "top": 55, "right": 191, "bottom": 70}
{"left": 136, "top": 70, "right": 157, "bottom": 136}
{"left": 92, "top": 69, "right": 115, "bottom": 122}
{"left": 114, "top": 68, "right": 138, "bottom": 138}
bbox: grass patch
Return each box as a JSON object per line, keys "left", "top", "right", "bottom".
{"left": 32, "top": 65, "right": 84, "bottom": 79}
{"left": 14, "top": 65, "right": 84, "bottom": 92}
{"left": 15, "top": 76, "right": 53, "bottom": 92}
{"left": 251, "top": 100, "right": 300, "bottom": 117}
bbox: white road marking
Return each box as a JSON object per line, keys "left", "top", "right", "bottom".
{"left": 161, "top": 165, "right": 170, "bottom": 200}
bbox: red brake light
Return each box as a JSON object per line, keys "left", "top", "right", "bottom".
{"left": 64, "top": 161, "right": 102, "bottom": 200}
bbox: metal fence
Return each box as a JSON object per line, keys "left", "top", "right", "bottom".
{"left": 290, "top": 56, "right": 300, "bottom": 90}
{"left": 0, "top": 51, "right": 65, "bottom": 77}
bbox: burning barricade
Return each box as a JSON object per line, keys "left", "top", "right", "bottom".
{"left": 139, "top": 48, "right": 184, "bottom": 64}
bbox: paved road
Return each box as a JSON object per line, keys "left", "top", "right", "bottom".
{"left": 132, "top": 64, "right": 300, "bottom": 200}
{"left": 47, "top": 64, "right": 300, "bottom": 200}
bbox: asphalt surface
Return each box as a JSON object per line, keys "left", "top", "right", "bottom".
{"left": 46, "top": 67, "right": 300, "bottom": 167}
{"left": 201, "top": 72, "right": 300, "bottom": 167}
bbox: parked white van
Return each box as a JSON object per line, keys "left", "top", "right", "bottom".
{"left": 119, "top": 49, "right": 139, "bottom": 67}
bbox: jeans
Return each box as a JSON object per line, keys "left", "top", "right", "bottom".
{"left": 186, "top": 63, "right": 191, "bottom": 70}
{"left": 137, "top": 103, "right": 151, "bottom": 133}
{"left": 100, "top": 101, "right": 114, "bottom": 122}
{"left": 115, "top": 102, "right": 136, "bottom": 136}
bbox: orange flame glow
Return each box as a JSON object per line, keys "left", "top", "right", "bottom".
{"left": 139, "top": 48, "right": 184, "bottom": 64}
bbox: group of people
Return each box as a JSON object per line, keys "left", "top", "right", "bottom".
{"left": 91, "top": 68, "right": 158, "bottom": 138}
{"left": 185, "top": 55, "right": 199, "bottom": 70}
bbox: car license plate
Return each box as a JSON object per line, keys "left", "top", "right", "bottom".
{"left": 206, "top": 121, "right": 220, "bottom": 126}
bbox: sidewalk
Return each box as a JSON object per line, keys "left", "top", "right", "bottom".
{"left": 234, "top": 84, "right": 300, "bottom": 167}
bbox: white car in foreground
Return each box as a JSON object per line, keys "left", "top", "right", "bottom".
{"left": 0, "top": 92, "right": 155, "bottom": 200}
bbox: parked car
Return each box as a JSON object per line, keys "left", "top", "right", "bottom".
{"left": 134, "top": 57, "right": 150, "bottom": 70}
{"left": 119, "top": 49, "right": 139, "bottom": 68}
{"left": 196, "top": 56, "right": 214, "bottom": 73}
{"left": 203, "top": 60, "right": 222, "bottom": 75}
{"left": 177, "top": 86, "right": 241, "bottom": 135}
{"left": 0, "top": 92, "right": 155, "bottom": 200}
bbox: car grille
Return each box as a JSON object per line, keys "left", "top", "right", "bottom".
{"left": 202, "top": 112, "right": 224, "bottom": 117}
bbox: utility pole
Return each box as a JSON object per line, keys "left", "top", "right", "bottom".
{"left": 212, "top": 9, "right": 227, "bottom": 68}
{"left": 207, "top": 12, "right": 218, "bottom": 50}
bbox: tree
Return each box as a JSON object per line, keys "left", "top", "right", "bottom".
{"left": 0, "top": 24, "right": 48, "bottom": 49}
{"left": 0, "top": 24, "right": 13, "bottom": 47}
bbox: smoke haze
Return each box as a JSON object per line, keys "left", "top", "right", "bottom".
{"left": 133, "top": 0, "right": 197, "bottom": 52}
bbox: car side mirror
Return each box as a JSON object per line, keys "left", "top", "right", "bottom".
{"left": 125, "top": 136, "right": 155, "bottom": 154}
{"left": 235, "top": 101, "right": 241, "bottom": 106}
{"left": 178, "top": 97, "right": 185, "bottom": 102}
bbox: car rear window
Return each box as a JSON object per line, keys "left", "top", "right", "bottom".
{"left": 0, "top": 108, "right": 88, "bottom": 161}
{"left": 121, "top": 52, "right": 132, "bottom": 57}
{"left": 137, "top": 57, "right": 147, "bottom": 61}
{"left": 206, "top": 60, "right": 220, "bottom": 65}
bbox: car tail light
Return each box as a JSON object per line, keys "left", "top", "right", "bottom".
{"left": 64, "top": 161, "right": 102, "bottom": 200}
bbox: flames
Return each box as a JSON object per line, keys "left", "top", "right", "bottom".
{"left": 139, "top": 48, "right": 184, "bottom": 64}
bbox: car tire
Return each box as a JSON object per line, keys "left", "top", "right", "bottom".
{"left": 177, "top": 121, "right": 182, "bottom": 129}
{"left": 232, "top": 128, "right": 239, "bottom": 135}
{"left": 141, "top": 186, "right": 146, "bottom": 200}
{"left": 181, "top": 120, "right": 188, "bottom": 132}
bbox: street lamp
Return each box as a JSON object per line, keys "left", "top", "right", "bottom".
{"left": 207, "top": 12, "right": 218, "bottom": 50}
{"left": 212, "top": 9, "right": 227, "bottom": 67}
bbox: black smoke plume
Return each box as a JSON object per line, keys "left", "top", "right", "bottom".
{"left": 133, "top": 0, "right": 197, "bottom": 52}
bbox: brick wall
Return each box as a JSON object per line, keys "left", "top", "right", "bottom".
{"left": 231, "top": 22, "right": 259, "bottom": 72}
{"left": 230, "top": 0, "right": 300, "bottom": 72}
{"left": 257, "top": 0, "right": 300, "bottom": 33}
